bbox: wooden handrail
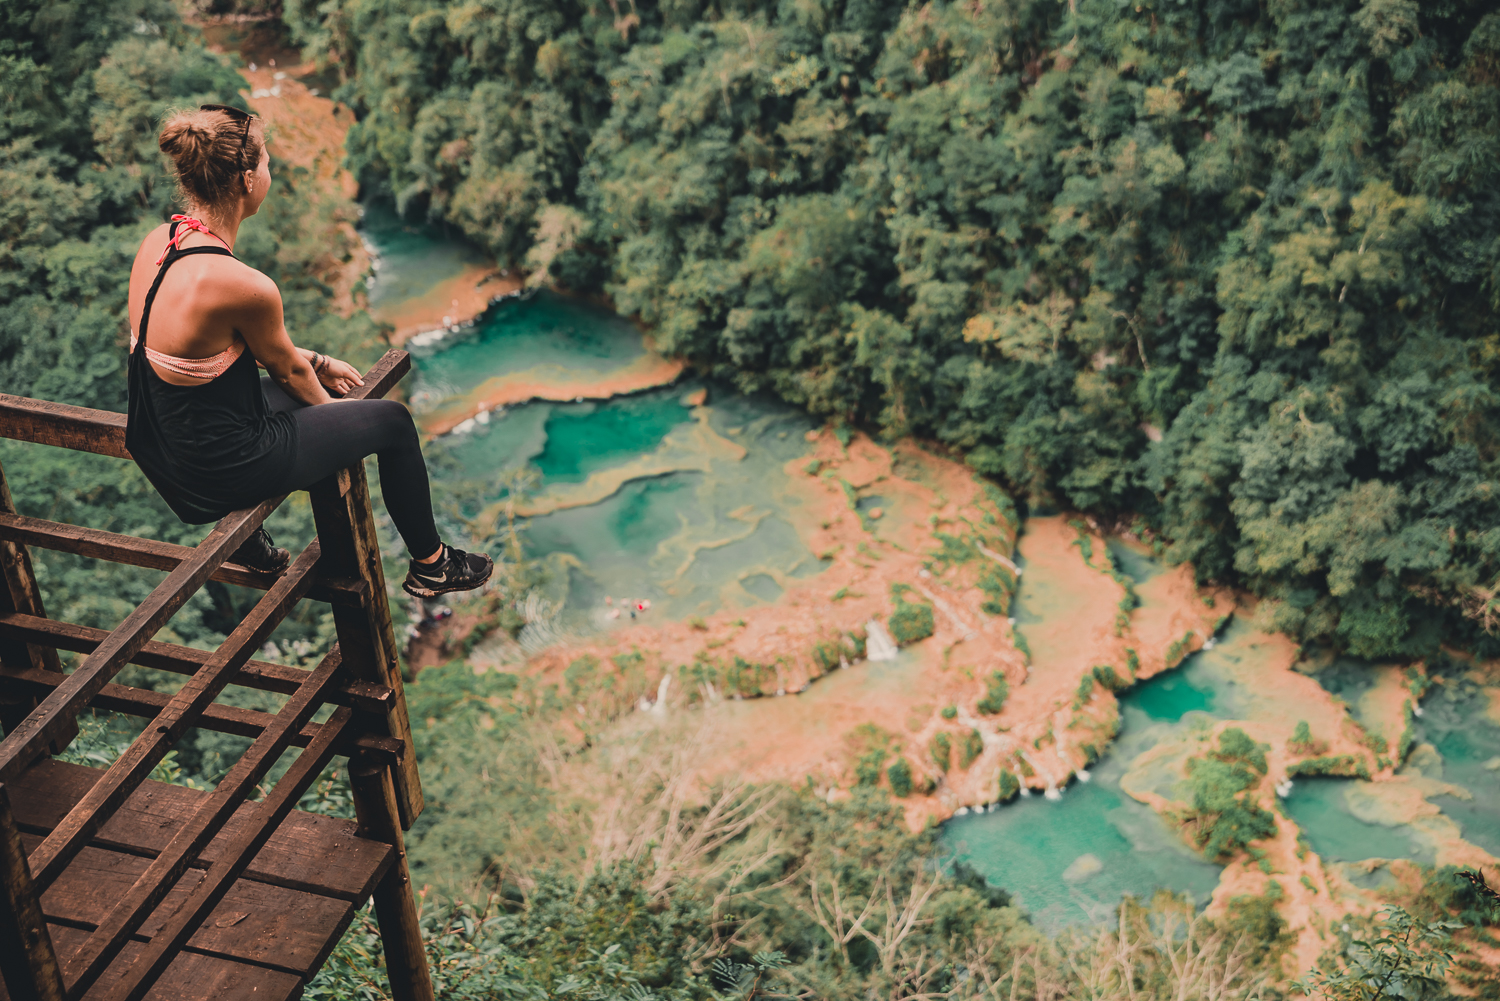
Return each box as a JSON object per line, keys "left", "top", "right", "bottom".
{"left": 0, "top": 347, "right": 410, "bottom": 462}
{"left": 0, "top": 611, "right": 393, "bottom": 711}
{"left": 0, "top": 396, "right": 130, "bottom": 459}
{"left": 0, "top": 512, "right": 367, "bottom": 605}
{"left": 0, "top": 349, "right": 433, "bottom": 1001}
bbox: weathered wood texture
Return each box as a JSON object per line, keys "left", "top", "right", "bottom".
{"left": 0, "top": 512, "right": 367, "bottom": 605}
{"left": 0, "top": 925, "right": 305, "bottom": 1001}
{"left": 0, "top": 350, "right": 427, "bottom": 1001}
{"left": 0, "top": 612, "right": 393, "bottom": 712}
{"left": 0, "top": 661, "right": 402, "bottom": 762}
{"left": 0, "top": 398, "right": 129, "bottom": 460}
{"left": 0, "top": 498, "right": 280, "bottom": 786}
{"left": 0, "top": 784, "right": 65, "bottom": 1001}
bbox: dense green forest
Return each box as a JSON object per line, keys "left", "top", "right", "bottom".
{"left": 0, "top": 0, "right": 389, "bottom": 773}
{"left": 286, "top": 0, "right": 1500, "bottom": 661}
{"left": 6, "top": 2, "right": 1500, "bottom": 998}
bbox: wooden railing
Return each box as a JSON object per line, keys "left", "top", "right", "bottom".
{"left": 0, "top": 352, "right": 432, "bottom": 1001}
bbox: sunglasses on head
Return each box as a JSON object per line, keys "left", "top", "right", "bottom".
{"left": 199, "top": 104, "right": 257, "bottom": 171}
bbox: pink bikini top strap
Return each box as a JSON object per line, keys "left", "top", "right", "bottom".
{"left": 129, "top": 332, "right": 245, "bottom": 379}
{"left": 136, "top": 215, "right": 244, "bottom": 379}
{"left": 154, "top": 214, "right": 232, "bottom": 265}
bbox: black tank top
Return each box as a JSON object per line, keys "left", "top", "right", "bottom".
{"left": 126, "top": 221, "right": 298, "bottom": 524}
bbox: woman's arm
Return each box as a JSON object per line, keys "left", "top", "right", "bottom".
{"left": 298, "top": 348, "right": 365, "bottom": 396}
{"left": 230, "top": 271, "right": 331, "bottom": 406}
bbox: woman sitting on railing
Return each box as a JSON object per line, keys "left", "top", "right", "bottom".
{"left": 125, "top": 105, "right": 490, "bottom": 599}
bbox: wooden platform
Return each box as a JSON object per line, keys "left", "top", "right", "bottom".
{"left": 0, "top": 760, "right": 393, "bottom": 1001}
{"left": 0, "top": 352, "right": 434, "bottom": 1001}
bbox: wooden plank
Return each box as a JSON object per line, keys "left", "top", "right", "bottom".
{"left": 0, "top": 785, "right": 66, "bottom": 1001}
{"left": 14, "top": 925, "right": 305, "bottom": 1001}
{"left": 0, "top": 612, "right": 393, "bottom": 710}
{"left": 23, "top": 544, "right": 320, "bottom": 893}
{"left": 349, "top": 752, "right": 433, "bottom": 1001}
{"left": 0, "top": 664, "right": 402, "bottom": 762}
{"left": 104, "top": 709, "right": 353, "bottom": 1001}
{"left": 310, "top": 471, "right": 423, "bottom": 829}
{"left": 0, "top": 514, "right": 366, "bottom": 607}
{"left": 9, "top": 760, "right": 391, "bottom": 903}
{"left": 0, "top": 499, "right": 280, "bottom": 787}
{"left": 59, "top": 652, "right": 346, "bottom": 995}
{"left": 308, "top": 350, "right": 422, "bottom": 829}
{"left": 0, "top": 398, "right": 128, "bottom": 461}
{"left": 26, "top": 837, "right": 352, "bottom": 978}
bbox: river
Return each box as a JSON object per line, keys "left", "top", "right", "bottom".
{"left": 363, "top": 204, "right": 1500, "bottom": 939}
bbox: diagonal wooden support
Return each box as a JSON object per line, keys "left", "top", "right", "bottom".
{"left": 24, "top": 540, "right": 319, "bottom": 891}
{"left": 103, "top": 708, "right": 354, "bottom": 1001}
{"left": 0, "top": 497, "right": 282, "bottom": 786}
{"left": 59, "top": 649, "right": 347, "bottom": 997}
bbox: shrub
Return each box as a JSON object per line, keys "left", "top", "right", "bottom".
{"left": 1073, "top": 674, "right": 1095, "bottom": 709}
{"left": 1185, "top": 729, "right": 1276, "bottom": 860}
{"left": 887, "top": 757, "right": 914, "bottom": 797}
{"left": 940, "top": 705, "right": 958, "bottom": 720}
{"left": 1092, "top": 664, "right": 1127, "bottom": 691}
{"left": 1289, "top": 720, "right": 1314, "bottom": 753}
{"left": 929, "top": 733, "right": 952, "bottom": 772}
{"left": 888, "top": 597, "right": 935, "bottom": 645}
{"left": 976, "top": 672, "right": 1009, "bottom": 715}
{"left": 959, "top": 729, "right": 984, "bottom": 769}
{"left": 996, "top": 769, "right": 1021, "bottom": 802}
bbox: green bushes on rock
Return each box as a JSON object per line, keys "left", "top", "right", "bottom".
{"left": 976, "top": 672, "right": 1009, "bottom": 716}
{"left": 887, "top": 757, "right": 914, "bottom": 798}
{"left": 959, "top": 729, "right": 985, "bottom": 770}
{"left": 888, "top": 595, "right": 935, "bottom": 646}
{"left": 1184, "top": 728, "right": 1277, "bottom": 861}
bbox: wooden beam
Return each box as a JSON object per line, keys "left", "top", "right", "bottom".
{"left": 25, "top": 542, "right": 319, "bottom": 892}
{"left": 0, "top": 612, "right": 393, "bottom": 713}
{"left": 0, "top": 512, "right": 367, "bottom": 606}
{"left": 0, "top": 663, "right": 401, "bottom": 763}
{"left": 60, "top": 652, "right": 346, "bottom": 997}
{"left": 308, "top": 349, "right": 423, "bottom": 828}
{"left": 0, "top": 351, "right": 406, "bottom": 463}
{"left": 0, "top": 396, "right": 129, "bottom": 460}
{"left": 0, "top": 499, "right": 280, "bottom": 787}
{"left": 349, "top": 751, "right": 434, "bottom": 1001}
{"left": 0, "top": 784, "right": 66, "bottom": 1001}
{"left": 103, "top": 708, "right": 353, "bottom": 1001}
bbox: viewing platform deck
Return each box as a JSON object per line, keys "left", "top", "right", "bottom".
{"left": 0, "top": 352, "right": 432, "bottom": 1001}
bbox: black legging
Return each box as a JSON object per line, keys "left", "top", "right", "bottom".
{"left": 262, "top": 378, "right": 441, "bottom": 559}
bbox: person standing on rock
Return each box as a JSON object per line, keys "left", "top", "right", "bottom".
{"left": 126, "top": 105, "right": 491, "bottom": 598}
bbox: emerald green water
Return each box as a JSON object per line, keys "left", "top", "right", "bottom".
{"left": 532, "top": 394, "right": 693, "bottom": 482}
{"left": 1281, "top": 780, "right": 1430, "bottom": 863}
{"left": 361, "top": 201, "right": 490, "bottom": 313}
{"left": 407, "top": 292, "right": 653, "bottom": 416}
{"left": 379, "top": 224, "right": 1500, "bottom": 924}
{"left": 408, "top": 285, "right": 824, "bottom": 625}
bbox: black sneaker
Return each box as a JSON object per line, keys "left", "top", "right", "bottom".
{"left": 402, "top": 544, "right": 494, "bottom": 598}
{"left": 230, "top": 527, "right": 290, "bottom": 574}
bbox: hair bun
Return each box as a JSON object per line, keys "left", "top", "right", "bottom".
{"left": 157, "top": 107, "right": 264, "bottom": 209}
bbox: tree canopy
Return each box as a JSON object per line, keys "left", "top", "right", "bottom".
{"left": 290, "top": 0, "right": 1500, "bottom": 659}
